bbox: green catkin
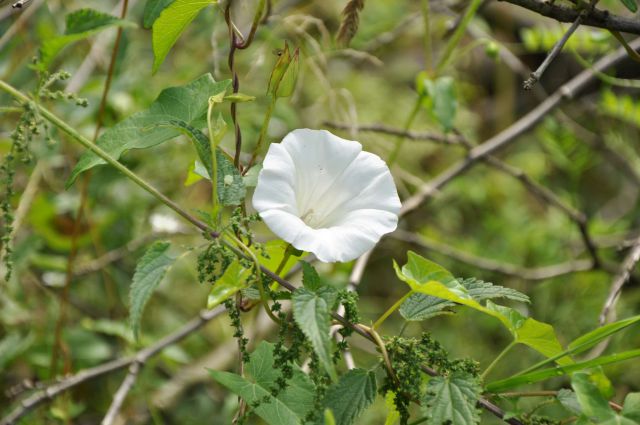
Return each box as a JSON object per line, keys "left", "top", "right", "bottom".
{"left": 381, "top": 333, "right": 480, "bottom": 424}
{"left": 1, "top": 70, "right": 88, "bottom": 280}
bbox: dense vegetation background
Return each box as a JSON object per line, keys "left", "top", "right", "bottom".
{"left": 1, "top": 0, "right": 640, "bottom": 424}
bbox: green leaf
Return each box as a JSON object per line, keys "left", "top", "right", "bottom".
{"left": 323, "top": 369, "right": 377, "bottom": 425}
{"left": 517, "top": 314, "right": 640, "bottom": 375}
{"left": 485, "top": 301, "right": 569, "bottom": 364}
{"left": 40, "top": 9, "right": 136, "bottom": 69}
{"left": 418, "top": 76, "right": 457, "bottom": 133}
{"left": 572, "top": 372, "right": 617, "bottom": 422}
{"left": 569, "top": 315, "right": 640, "bottom": 353}
{"left": 129, "top": 242, "right": 175, "bottom": 340}
{"left": 399, "top": 277, "right": 529, "bottom": 322}
{"left": 396, "top": 253, "right": 566, "bottom": 364}
{"left": 66, "top": 74, "right": 231, "bottom": 187}
{"left": 302, "top": 262, "right": 322, "bottom": 291}
{"left": 557, "top": 389, "right": 583, "bottom": 415}
{"left": 461, "top": 278, "right": 530, "bottom": 304}
{"left": 622, "top": 393, "right": 640, "bottom": 422}
{"left": 422, "top": 372, "right": 482, "bottom": 425}
{"left": 161, "top": 119, "right": 245, "bottom": 206}
{"left": 486, "top": 349, "right": 640, "bottom": 392}
{"left": 143, "top": 0, "right": 174, "bottom": 28}
{"left": 152, "top": 0, "right": 217, "bottom": 73}
{"left": 209, "top": 342, "right": 315, "bottom": 425}
{"left": 619, "top": 0, "right": 638, "bottom": 13}
{"left": 399, "top": 293, "right": 454, "bottom": 321}
{"left": 292, "top": 287, "right": 338, "bottom": 381}
{"left": 207, "top": 260, "right": 252, "bottom": 309}
{"left": 395, "top": 253, "right": 512, "bottom": 327}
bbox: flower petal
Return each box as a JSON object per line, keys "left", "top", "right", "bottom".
{"left": 252, "top": 143, "right": 298, "bottom": 215}
{"left": 280, "top": 129, "right": 362, "bottom": 217}
{"left": 252, "top": 128, "right": 401, "bottom": 263}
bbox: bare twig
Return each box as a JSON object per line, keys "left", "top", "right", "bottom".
{"left": 324, "top": 121, "right": 464, "bottom": 145}
{"left": 524, "top": 13, "right": 584, "bottom": 90}
{"left": 0, "top": 0, "right": 43, "bottom": 51}
{"left": 101, "top": 362, "right": 141, "bottom": 425}
{"left": 599, "top": 236, "right": 640, "bottom": 325}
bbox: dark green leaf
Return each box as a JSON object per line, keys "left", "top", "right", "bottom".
{"left": 152, "top": 0, "right": 216, "bottom": 73}
{"left": 66, "top": 74, "right": 231, "bottom": 187}
{"left": 129, "top": 242, "right": 175, "bottom": 340}
{"left": 323, "top": 369, "right": 377, "bottom": 425}
{"left": 399, "top": 292, "right": 454, "bottom": 321}
{"left": 162, "top": 119, "right": 245, "bottom": 206}
{"left": 422, "top": 372, "right": 481, "bottom": 425}
{"left": 292, "top": 287, "right": 337, "bottom": 381}
{"left": 143, "top": 0, "right": 174, "bottom": 28}
{"left": 461, "top": 278, "right": 530, "bottom": 304}
{"left": 619, "top": 0, "right": 638, "bottom": 13}
{"left": 302, "top": 262, "right": 322, "bottom": 291}
{"left": 40, "top": 9, "right": 135, "bottom": 68}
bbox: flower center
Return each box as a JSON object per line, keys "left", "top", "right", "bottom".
{"left": 300, "top": 209, "right": 324, "bottom": 229}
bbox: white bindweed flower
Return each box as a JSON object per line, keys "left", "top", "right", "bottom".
{"left": 252, "top": 129, "right": 401, "bottom": 262}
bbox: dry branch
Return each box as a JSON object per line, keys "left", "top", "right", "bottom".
{"left": 500, "top": 0, "right": 640, "bottom": 35}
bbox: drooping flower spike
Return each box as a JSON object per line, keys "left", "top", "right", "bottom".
{"left": 252, "top": 129, "right": 401, "bottom": 262}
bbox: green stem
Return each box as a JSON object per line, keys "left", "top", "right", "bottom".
{"left": 387, "top": 98, "right": 421, "bottom": 166}
{"left": 373, "top": 291, "right": 413, "bottom": 330}
{"left": 0, "top": 79, "right": 215, "bottom": 237}
{"left": 0, "top": 106, "right": 23, "bottom": 113}
{"left": 420, "top": 0, "right": 432, "bottom": 72}
{"left": 247, "top": 94, "right": 276, "bottom": 170}
{"left": 481, "top": 340, "right": 516, "bottom": 381}
{"left": 207, "top": 99, "right": 220, "bottom": 225}
{"left": 435, "top": 0, "right": 483, "bottom": 75}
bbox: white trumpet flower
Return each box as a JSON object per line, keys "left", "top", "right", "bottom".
{"left": 252, "top": 129, "right": 401, "bottom": 262}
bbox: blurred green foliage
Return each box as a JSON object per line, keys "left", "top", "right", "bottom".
{"left": 1, "top": 0, "right": 640, "bottom": 424}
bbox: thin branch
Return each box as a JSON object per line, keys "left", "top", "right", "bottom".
{"left": 0, "top": 307, "right": 226, "bottom": 425}
{"left": 599, "top": 235, "right": 640, "bottom": 325}
{"left": 101, "top": 362, "right": 140, "bottom": 425}
{"left": 324, "top": 121, "right": 464, "bottom": 145}
{"left": 499, "top": 0, "right": 640, "bottom": 35}
{"left": 401, "top": 37, "right": 640, "bottom": 216}
{"left": 393, "top": 230, "right": 594, "bottom": 281}
{"left": 524, "top": 13, "right": 584, "bottom": 90}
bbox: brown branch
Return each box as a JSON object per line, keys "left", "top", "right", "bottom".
{"left": 499, "top": 0, "right": 640, "bottom": 35}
